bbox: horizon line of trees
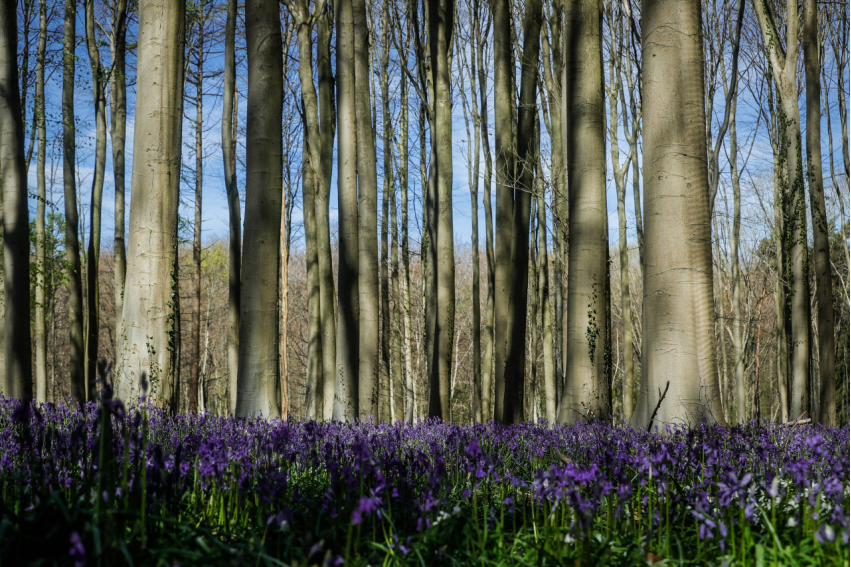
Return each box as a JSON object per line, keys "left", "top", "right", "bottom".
{"left": 0, "top": 0, "right": 848, "bottom": 427}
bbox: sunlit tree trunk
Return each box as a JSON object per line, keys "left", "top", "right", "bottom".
{"left": 335, "top": 0, "right": 360, "bottom": 420}
{"left": 559, "top": 0, "right": 608, "bottom": 424}
{"left": 629, "top": 0, "right": 725, "bottom": 428}
{"left": 117, "top": 0, "right": 185, "bottom": 407}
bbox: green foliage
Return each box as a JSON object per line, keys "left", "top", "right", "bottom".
{"left": 29, "top": 212, "right": 68, "bottom": 320}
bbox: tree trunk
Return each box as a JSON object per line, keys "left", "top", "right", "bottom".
{"left": 804, "top": 0, "right": 835, "bottom": 426}
{"left": 188, "top": 19, "right": 204, "bottom": 414}
{"left": 109, "top": 0, "right": 128, "bottom": 368}
{"left": 559, "top": 0, "right": 608, "bottom": 424}
{"left": 63, "top": 0, "right": 85, "bottom": 404}
{"left": 235, "top": 0, "right": 283, "bottom": 419}
{"left": 752, "top": 0, "right": 811, "bottom": 423}
{"left": 84, "top": 0, "right": 107, "bottom": 398}
{"left": 399, "top": 69, "right": 415, "bottom": 423}
{"left": 115, "top": 0, "right": 185, "bottom": 407}
{"left": 0, "top": 0, "right": 32, "bottom": 400}
{"left": 630, "top": 0, "right": 725, "bottom": 428}
{"left": 476, "top": 5, "right": 494, "bottom": 422}
{"left": 427, "top": 0, "right": 455, "bottom": 421}
{"left": 379, "top": 8, "right": 395, "bottom": 421}
{"left": 316, "top": 10, "right": 337, "bottom": 420}
{"left": 34, "top": 0, "right": 47, "bottom": 402}
{"left": 335, "top": 0, "right": 360, "bottom": 420}
{"left": 730, "top": 93, "right": 746, "bottom": 422}
{"left": 353, "top": 0, "right": 378, "bottom": 420}
{"left": 303, "top": 131, "right": 322, "bottom": 419}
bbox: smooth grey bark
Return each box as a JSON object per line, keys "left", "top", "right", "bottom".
{"left": 117, "top": 0, "right": 185, "bottom": 407}
{"left": 537, "top": 172, "right": 556, "bottom": 424}
{"left": 729, "top": 92, "right": 746, "bottom": 422}
{"left": 399, "top": 65, "right": 415, "bottom": 423}
{"left": 84, "top": 0, "right": 108, "bottom": 398}
{"left": 629, "top": 0, "right": 726, "bottom": 429}
{"left": 0, "top": 0, "right": 32, "bottom": 400}
{"left": 559, "top": 0, "right": 609, "bottom": 424}
{"left": 604, "top": 0, "right": 634, "bottom": 421}
{"left": 803, "top": 0, "right": 835, "bottom": 426}
{"left": 303, "top": 131, "right": 322, "bottom": 419}
{"left": 334, "top": 0, "right": 360, "bottom": 420}
{"left": 235, "top": 0, "right": 283, "bottom": 419}
{"left": 222, "top": 0, "right": 240, "bottom": 414}
{"left": 353, "top": 0, "right": 378, "bottom": 420}
{"left": 492, "top": 0, "right": 513, "bottom": 424}
{"left": 35, "top": 0, "right": 47, "bottom": 402}
{"left": 287, "top": 0, "right": 325, "bottom": 419}
{"left": 62, "top": 0, "right": 85, "bottom": 404}
{"left": 316, "top": 10, "right": 337, "bottom": 420}
{"left": 426, "top": 0, "right": 455, "bottom": 421}
{"left": 109, "top": 0, "right": 128, "bottom": 365}
{"left": 188, "top": 13, "right": 205, "bottom": 414}
{"left": 475, "top": 4, "right": 494, "bottom": 422}
{"left": 752, "top": 0, "right": 811, "bottom": 421}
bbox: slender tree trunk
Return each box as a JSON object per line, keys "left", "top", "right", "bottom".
{"left": 63, "top": 0, "right": 85, "bottom": 403}
{"left": 469, "top": 74, "right": 482, "bottom": 425}
{"left": 729, "top": 93, "right": 746, "bottom": 422}
{"left": 188, "top": 22, "right": 204, "bottom": 414}
{"left": 235, "top": 0, "right": 283, "bottom": 418}
{"left": 280, "top": 172, "right": 291, "bottom": 419}
{"left": 116, "top": 0, "right": 185, "bottom": 407}
{"left": 335, "top": 0, "right": 360, "bottom": 420}
{"left": 302, "top": 131, "right": 322, "bottom": 419}
{"left": 803, "top": 0, "right": 835, "bottom": 426}
{"left": 353, "top": 0, "right": 378, "bottom": 420}
{"left": 222, "top": 0, "right": 240, "bottom": 414}
{"left": 84, "top": 0, "right": 107, "bottom": 398}
{"left": 476, "top": 7, "right": 495, "bottom": 421}
{"left": 316, "top": 10, "right": 337, "bottom": 420}
{"left": 34, "top": 0, "right": 47, "bottom": 402}
{"left": 427, "top": 0, "right": 455, "bottom": 420}
{"left": 529, "top": 203, "right": 539, "bottom": 421}
{"left": 559, "top": 0, "right": 608, "bottom": 424}
{"left": 399, "top": 70, "right": 415, "bottom": 423}
{"left": 537, "top": 175, "right": 555, "bottom": 425}
{"left": 630, "top": 0, "right": 725, "bottom": 428}
{"left": 109, "top": 0, "right": 128, "bottom": 363}
{"left": 379, "top": 9, "right": 395, "bottom": 421}
{"left": 0, "top": 0, "right": 32, "bottom": 399}
{"left": 752, "top": 0, "right": 810, "bottom": 423}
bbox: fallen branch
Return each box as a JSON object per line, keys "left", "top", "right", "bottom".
{"left": 646, "top": 381, "right": 670, "bottom": 432}
{"left": 777, "top": 418, "right": 811, "bottom": 429}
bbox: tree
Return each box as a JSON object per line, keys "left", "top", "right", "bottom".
{"left": 221, "top": 0, "right": 240, "bottom": 414}
{"left": 34, "top": 0, "right": 48, "bottom": 402}
{"left": 236, "top": 0, "right": 284, "bottom": 419}
{"left": 116, "top": 0, "right": 185, "bottom": 408}
{"left": 803, "top": 0, "right": 836, "bottom": 426}
{"left": 558, "top": 0, "right": 609, "bottom": 424}
{"left": 752, "top": 0, "right": 811, "bottom": 421}
{"left": 62, "top": 0, "right": 85, "bottom": 404}
{"left": 108, "top": 0, "right": 129, "bottom": 360}
{"left": 334, "top": 0, "right": 359, "bottom": 420}
{"left": 84, "top": 0, "right": 108, "bottom": 398}
{"left": 629, "top": 0, "right": 726, "bottom": 428}
{"left": 0, "top": 0, "right": 33, "bottom": 399}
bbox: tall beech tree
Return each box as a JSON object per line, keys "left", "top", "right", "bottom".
{"left": 117, "top": 0, "right": 185, "bottom": 407}
{"left": 629, "top": 0, "right": 726, "bottom": 428}
{"left": 235, "top": 0, "right": 284, "bottom": 419}
{"left": 558, "top": 0, "right": 608, "bottom": 424}
{"left": 221, "top": 0, "right": 240, "bottom": 414}
{"left": 803, "top": 0, "right": 836, "bottom": 426}
{"left": 84, "top": 0, "right": 108, "bottom": 397}
{"left": 0, "top": 0, "right": 32, "bottom": 399}
{"left": 751, "top": 0, "right": 811, "bottom": 421}
{"left": 34, "top": 0, "right": 48, "bottom": 402}
{"left": 62, "top": 0, "right": 85, "bottom": 403}
{"left": 334, "top": 0, "right": 359, "bottom": 420}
